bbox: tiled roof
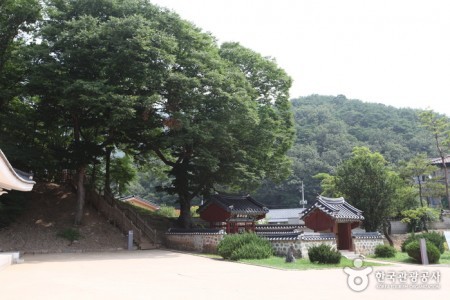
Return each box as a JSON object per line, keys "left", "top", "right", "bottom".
{"left": 198, "top": 194, "right": 268, "bottom": 215}
{"left": 430, "top": 155, "right": 450, "bottom": 165}
{"left": 301, "top": 196, "right": 364, "bottom": 221}
{"left": 266, "top": 208, "right": 306, "bottom": 219}
{"left": 352, "top": 232, "right": 383, "bottom": 239}
{"left": 166, "top": 228, "right": 225, "bottom": 235}
{"left": 300, "top": 232, "right": 336, "bottom": 241}
{"left": 258, "top": 232, "right": 301, "bottom": 241}
{"left": 255, "top": 224, "right": 305, "bottom": 232}
{"left": 119, "top": 195, "right": 160, "bottom": 209}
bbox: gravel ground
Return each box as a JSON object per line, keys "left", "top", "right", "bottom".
{"left": 0, "top": 183, "right": 128, "bottom": 254}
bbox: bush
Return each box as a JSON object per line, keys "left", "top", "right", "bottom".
{"left": 217, "top": 233, "right": 273, "bottom": 261}
{"left": 374, "top": 244, "right": 396, "bottom": 258}
{"left": 401, "top": 232, "right": 445, "bottom": 253}
{"left": 308, "top": 244, "right": 341, "bottom": 264}
{"left": 57, "top": 228, "right": 81, "bottom": 243}
{"left": 405, "top": 240, "right": 440, "bottom": 264}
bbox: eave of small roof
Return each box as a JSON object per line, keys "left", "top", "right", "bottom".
{"left": 119, "top": 195, "right": 160, "bottom": 209}
{"left": 198, "top": 194, "right": 268, "bottom": 215}
{"left": 301, "top": 195, "right": 364, "bottom": 221}
{"left": 430, "top": 155, "right": 450, "bottom": 165}
{"left": 0, "top": 149, "right": 35, "bottom": 193}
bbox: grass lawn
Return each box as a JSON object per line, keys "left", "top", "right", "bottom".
{"left": 238, "top": 256, "right": 384, "bottom": 270}
{"left": 369, "top": 251, "right": 450, "bottom": 265}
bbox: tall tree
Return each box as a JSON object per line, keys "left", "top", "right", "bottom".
{"left": 419, "top": 110, "right": 450, "bottom": 208}
{"left": 145, "top": 40, "right": 295, "bottom": 227}
{"left": 0, "top": 0, "right": 40, "bottom": 107}
{"left": 27, "top": 0, "right": 174, "bottom": 224}
{"left": 331, "top": 147, "right": 403, "bottom": 233}
{"left": 399, "top": 153, "right": 444, "bottom": 207}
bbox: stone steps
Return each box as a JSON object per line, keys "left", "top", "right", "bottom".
{"left": 0, "top": 252, "right": 22, "bottom": 271}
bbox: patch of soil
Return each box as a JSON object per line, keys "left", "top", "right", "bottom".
{"left": 0, "top": 183, "right": 127, "bottom": 253}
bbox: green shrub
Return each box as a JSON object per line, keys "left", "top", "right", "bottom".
{"left": 374, "top": 244, "right": 396, "bottom": 258}
{"left": 308, "top": 244, "right": 341, "bottom": 264}
{"left": 57, "top": 228, "right": 81, "bottom": 243}
{"left": 217, "top": 233, "right": 273, "bottom": 261}
{"left": 401, "top": 232, "right": 445, "bottom": 253}
{"left": 155, "top": 205, "right": 178, "bottom": 218}
{"left": 405, "top": 240, "right": 441, "bottom": 264}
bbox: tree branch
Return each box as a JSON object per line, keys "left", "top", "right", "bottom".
{"left": 152, "top": 147, "right": 176, "bottom": 167}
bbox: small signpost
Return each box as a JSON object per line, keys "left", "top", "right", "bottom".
{"left": 128, "top": 230, "right": 134, "bottom": 251}
{"left": 419, "top": 238, "right": 429, "bottom": 265}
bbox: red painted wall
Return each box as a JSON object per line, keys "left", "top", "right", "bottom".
{"left": 304, "top": 209, "right": 334, "bottom": 232}
{"left": 199, "top": 203, "right": 231, "bottom": 222}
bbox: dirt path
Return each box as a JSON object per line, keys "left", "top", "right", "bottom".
{"left": 0, "top": 250, "right": 448, "bottom": 300}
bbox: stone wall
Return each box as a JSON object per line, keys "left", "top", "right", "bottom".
{"left": 352, "top": 233, "right": 384, "bottom": 256}
{"left": 165, "top": 232, "right": 224, "bottom": 253}
{"left": 268, "top": 233, "right": 337, "bottom": 258}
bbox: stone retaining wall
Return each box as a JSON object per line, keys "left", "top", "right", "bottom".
{"left": 352, "top": 237, "right": 384, "bottom": 256}
{"left": 165, "top": 233, "right": 224, "bottom": 253}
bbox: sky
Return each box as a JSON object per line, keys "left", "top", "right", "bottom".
{"left": 151, "top": 0, "right": 450, "bottom": 116}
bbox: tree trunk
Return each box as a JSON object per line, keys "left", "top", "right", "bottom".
{"left": 74, "top": 165, "right": 86, "bottom": 225}
{"left": 417, "top": 176, "right": 424, "bottom": 207}
{"left": 177, "top": 195, "right": 192, "bottom": 228}
{"left": 382, "top": 220, "right": 394, "bottom": 246}
{"left": 104, "top": 146, "right": 113, "bottom": 197}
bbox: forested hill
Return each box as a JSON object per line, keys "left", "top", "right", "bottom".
{"left": 255, "top": 94, "right": 437, "bottom": 208}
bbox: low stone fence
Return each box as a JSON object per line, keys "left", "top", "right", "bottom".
{"left": 265, "top": 232, "right": 336, "bottom": 258}
{"left": 165, "top": 229, "right": 225, "bottom": 253}
{"left": 164, "top": 229, "right": 383, "bottom": 258}
{"left": 352, "top": 232, "right": 384, "bottom": 256}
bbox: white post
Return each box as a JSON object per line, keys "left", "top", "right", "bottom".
{"left": 419, "top": 238, "right": 429, "bottom": 265}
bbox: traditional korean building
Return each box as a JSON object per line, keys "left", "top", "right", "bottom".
{"left": 0, "top": 149, "right": 35, "bottom": 196}
{"left": 301, "top": 195, "right": 364, "bottom": 251}
{"left": 119, "top": 195, "right": 160, "bottom": 212}
{"left": 197, "top": 195, "right": 268, "bottom": 233}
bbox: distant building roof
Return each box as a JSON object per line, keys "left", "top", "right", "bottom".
{"left": 430, "top": 155, "right": 450, "bottom": 165}
{"left": 301, "top": 196, "right": 364, "bottom": 222}
{"left": 119, "top": 195, "right": 160, "bottom": 211}
{"left": 198, "top": 194, "right": 268, "bottom": 215}
{"left": 266, "top": 208, "right": 306, "bottom": 220}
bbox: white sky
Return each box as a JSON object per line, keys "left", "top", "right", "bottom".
{"left": 151, "top": 0, "right": 450, "bottom": 116}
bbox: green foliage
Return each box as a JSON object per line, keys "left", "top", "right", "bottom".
{"left": 401, "top": 232, "right": 446, "bottom": 253}
{"left": 307, "top": 244, "right": 342, "bottom": 264}
{"left": 255, "top": 95, "right": 439, "bottom": 208}
{"left": 57, "top": 228, "right": 81, "bottom": 243}
{"left": 110, "top": 154, "right": 137, "bottom": 196}
{"left": 217, "top": 233, "right": 273, "bottom": 261}
{"left": 374, "top": 245, "right": 396, "bottom": 258}
{"left": 320, "top": 147, "right": 406, "bottom": 231}
{"left": 401, "top": 207, "right": 439, "bottom": 232}
{"left": 405, "top": 240, "right": 440, "bottom": 264}
{"left": 155, "top": 205, "right": 178, "bottom": 218}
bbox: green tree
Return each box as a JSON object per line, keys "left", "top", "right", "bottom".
{"left": 0, "top": 0, "right": 41, "bottom": 108}
{"left": 27, "top": 0, "right": 175, "bottom": 224}
{"left": 399, "top": 153, "right": 444, "bottom": 207}
{"left": 419, "top": 110, "right": 450, "bottom": 207}
{"left": 145, "top": 39, "right": 294, "bottom": 228}
{"left": 333, "top": 147, "right": 404, "bottom": 233}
